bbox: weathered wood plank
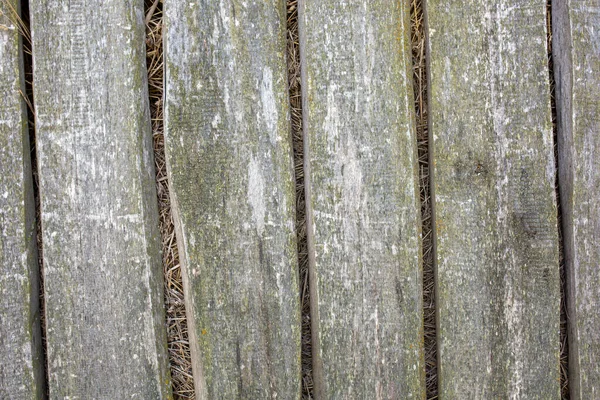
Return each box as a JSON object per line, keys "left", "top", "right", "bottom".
{"left": 164, "top": 1, "right": 301, "bottom": 398}
{"left": 428, "top": 0, "right": 561, "bottom": 397}
{"left": 298, "top": 0, "right": 424, "bottom": 397}
{"left": 30, "top": 1, "right": 171, "bottom": 397}
{"left": 553, "top": 0, "right": 600, "bottom": 397}
{"left": 0, "top": 1, "right": 44, "bottom": 398}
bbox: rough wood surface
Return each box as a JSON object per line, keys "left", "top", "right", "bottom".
{"left": 552, "top": 0, "right": 600, "bottom": 397}
{"left": 428, "top": 0, "right": 561, "bottom": 398}
{"left": 0, "top": 1, "right": 44, "bottom": 398}
{"left": 298, "top": 0, "right": 424, "bottom": 397}
{"left": 30, "top": 1, "right": 172, "bottom": 398}
{"left": 164, "top": 1, "right": 301, "bottom": 398}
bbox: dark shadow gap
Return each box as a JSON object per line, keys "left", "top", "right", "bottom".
{"left": 143, "top": 1, "right": 194, "bottom": 398}
{"left": 546, "top": 0, "right": 570, "bottom": 398}
{"left": 16, "top": 0, "right": 49, "bottom": 396}
{"left": 410, "top": 0, "right": 438, "bottom": 398}
{"left": 286, "top": 1, "right": 313, "bottom": 398}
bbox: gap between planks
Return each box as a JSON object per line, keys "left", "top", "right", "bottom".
{"left": 546, "top": 0, "right": 570, "bottom": 398}
{"left": 17, "top": 0, "right": 49, "bottom": 396}
{"left": 410, "top": 0, "right": 438, "bottom": 398}
{"left": 144, "top": 0, "right": 195, "bottom": 398}
{"left": 286, "top": 0, "right": 314, "bottom": 398}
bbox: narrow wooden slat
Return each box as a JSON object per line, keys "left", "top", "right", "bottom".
{"left": 553, "top": 0, "right": 600, "bottom": 397}
{"left": 0, "top": 1, "right": 44, "bottom": 397}
{"left": 298, "top": 0, "right": 424, "bottom": 397}
{"left": 164, "top": 1, "right": 300, "bottom": 397}
{"left": 30, "top": 1, "right": 171, "bottom": 397}
{"left": 428, "top": 0, "right": 560, "bottom": 397}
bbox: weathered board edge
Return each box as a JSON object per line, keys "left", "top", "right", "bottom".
{"left": 403, "top": 0, "right": 428, "bottom": 394}
{"left": 551, "top": 0, "right": 578, "bottom": 397}
{"left": 422, "top": 0, "right": 443, "bottom": 394}
{"left": 553, "top": 0, "right": 600, "bottom": 396}
{"left": 296, "top": 0, "right": 325, "bottom": 397}
{"left": 164, "top": 184, "right": 207, "bottom": 398}
{"left": 0, "top": 0, "right": 44, "bottom": 397}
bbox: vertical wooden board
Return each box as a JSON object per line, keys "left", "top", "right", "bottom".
{"left": 428, "top": 0, "right": 560, "bottom": 398}
{"left": 30, "top": 1, "right": 171, "bottom": 398}
{"left": 0, "top": 1, "right": 44, "bottom": 398}
{"left": 553, "top": 0, "right": 600, "bottom": 397}
{"left": 164, "top": 1, "right": 300, "bottom": 398}
{"left": 299, "top": 0, "right": 424, "bottom": 397}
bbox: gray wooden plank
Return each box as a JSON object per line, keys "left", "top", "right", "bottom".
{"left": 29, "top": 1, "right": 171, "bottom": 398}
{"left": 427, "top": 0, "right": 561, "bottom": 398}
{"left": 552, "top": 0, "right": 600, "bottom": 397}
{"left": 0, "top": 1, "right": 44, "bottom": 398}
{"left": 164, "top": 1, "right": 301, "bottom": 398}
{"left": 298, "top": 0, "right": 425, "bottom": 397}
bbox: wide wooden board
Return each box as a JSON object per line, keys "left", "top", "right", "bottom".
{"left": 299, "top": 0, "right": 425, "bottom": 397}
{"left": 427, "top": 0, "right": 561, "bottom": 397}
{"left": 30, "top": 1, "right": 171, "bottom": 397}
{"left": 164, "top": 0, "right": 301, "bottom": 397}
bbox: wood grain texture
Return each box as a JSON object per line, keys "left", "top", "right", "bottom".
{"left": 428, "top": 0, "right": 561, "bottom": 398}
{"left": 30, "top": 1, "right": 172, "bottom": 398}
{"left": 552, "top": 0, "right": 600, "bottom": 397}
{"left": 164, "top": 1, "right": 301, "bottom": 398}
{"left": 0, "top": 1, "right": 44, "bottom": 398}
{"left": 298, "top": 0, "right": 425, "bottom": 397}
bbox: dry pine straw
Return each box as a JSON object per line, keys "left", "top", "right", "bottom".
{"left": 409, "top": 0, "right": 438, "bottom": 398}
{"left": 545, "top": 0, "right": 569, "bottom": 397}
{"left": 286, "top": 1, "right": 313, "bottom": 398}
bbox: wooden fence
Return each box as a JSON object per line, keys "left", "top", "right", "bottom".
{"left": 0, "top": 0, "right": 598, "bottom": 399}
